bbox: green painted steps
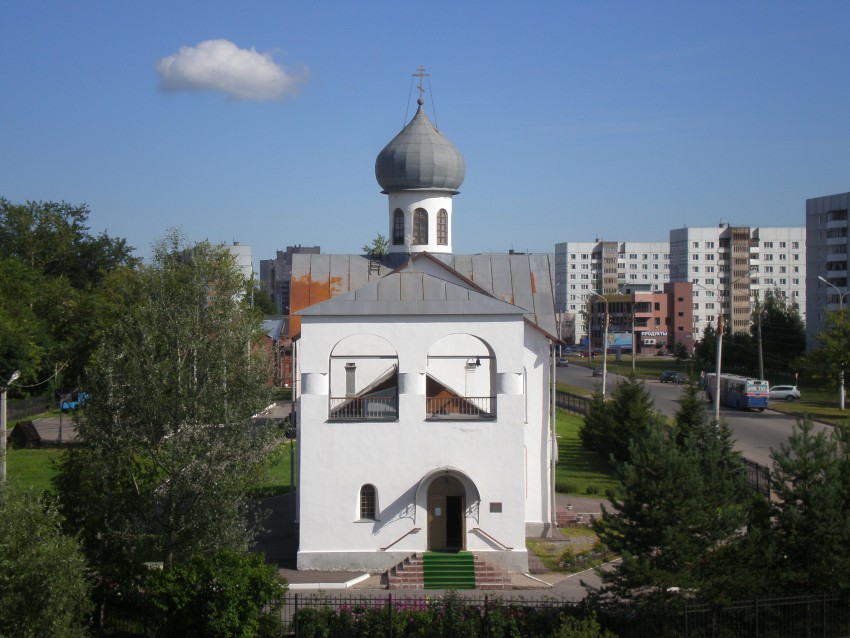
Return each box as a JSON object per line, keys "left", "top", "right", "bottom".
{"left": 423, "top": 552, "right": 476, "bottom": 589}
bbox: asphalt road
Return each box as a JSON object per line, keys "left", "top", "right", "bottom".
{"left": 557, "top": 361, "right": 831, "bottom": 468}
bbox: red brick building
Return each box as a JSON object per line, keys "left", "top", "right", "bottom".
{"left": 588, "top": 282, "right": 694, "bottom": 355}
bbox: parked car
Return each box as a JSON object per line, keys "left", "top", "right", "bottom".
{"left": 660, "top": 370, "right": 688, "bottom": 384}
{"left": 769, "top": 385, "right": 801, "bottom": 401}
{"left": 556, "top": 357, "right": 569, "bottom": 367}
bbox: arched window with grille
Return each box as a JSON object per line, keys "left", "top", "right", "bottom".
{"left": 360, "top": 484, "right": 377, "bottom": 520}
{"left": 412, "top": 208, "right": 428, "bottom": 245}
{"left": 437, "top": 209, "right": 448, "bottom": 245}
{"left": 392, "top": 209, "right": 404, "bottom": 245}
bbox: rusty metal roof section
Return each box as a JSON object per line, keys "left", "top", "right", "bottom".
{"left": 298, "top": 270, "right": 524, "bottom": 317}
{"left": 289, "top": 251, "right": 556, "bottom": 338}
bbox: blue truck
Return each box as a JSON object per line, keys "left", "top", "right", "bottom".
{"left": 61, "top": 391, "right": 90, "bottom": 411}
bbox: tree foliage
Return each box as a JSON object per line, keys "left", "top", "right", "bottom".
{"left": 0, "top": 198, "right": 138, "bottom": 387}
{"left": 56, "top": 231, "right": 277, "bottom": 579}
{"left": 766, "top": 419, "right": 850, "bottom": 593}
{"left": 145, "top": 550, "right": 286, "bottom": 638}
{"left": 693, "top": 289, "right": 805, "bottom": 379}
{"left": 580, "top": 375, "right": 659, "bottom": 465}
{"left": 754, "top": 288, "right": 806, "bottom": 375}
{"left": 0, "top": 488, "right": 91, "bottom": 638}
{"left": 362, "top": 232, "right": 389, "bottom": 257}
{"left": 805, "top": 310, "right": 850, "bottom": 389}
{"left": 591, "top": 381, "right": 750, "bottom": 605}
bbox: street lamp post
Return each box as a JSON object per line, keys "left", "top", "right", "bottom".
{"left": 589, "top": 291, "right": 609, "bottom": 398}
{"left": 818, "top": 275, "right": 850, "bottom": 410}
{"left": 1, "top": 370, "right": 21, "bottom": 486}
{"left": 696, "top": 272, "right": 753, "bottom": 424}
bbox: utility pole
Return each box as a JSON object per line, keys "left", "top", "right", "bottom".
{"left": 755, "top": 294, "right": 764, "bottom": 381}
{"left": 1, "top": 370, "right": 22, "bottom": 486}
{"left": 818, "top": 276, "right": 849, "bottom": 410}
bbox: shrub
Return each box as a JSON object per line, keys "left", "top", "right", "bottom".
{"left": 0, "top": 488, "right": 91, "bottom": 638}
{"left": 585, "top": 485, "right": 599, "bottom": 495}
{"left": 145, "top": 550, "right": 286, "bottom": 638}
{"left": 559, "top": 542, "right": 609, "bottom": 571}
{"left": 556, "top": 480, "right": 580, "bottom": 494}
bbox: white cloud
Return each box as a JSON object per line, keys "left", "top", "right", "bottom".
{"left": 157, "top": 39, "right": 307, "bottom": 101}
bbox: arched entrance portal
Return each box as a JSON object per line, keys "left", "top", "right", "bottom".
{"left": 427, "top": 476, "right": 466, "bottom": 551}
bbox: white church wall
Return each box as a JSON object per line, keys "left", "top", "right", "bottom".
{"left": 387, "top": 191, "right": 453, "bottom": 254}
{"left": 521, "top": 325, "right": 554, "bottom": 536}
{"left": 296, "top": 313, "right": 537, "bottom": 573}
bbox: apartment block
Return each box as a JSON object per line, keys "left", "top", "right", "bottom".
{"left": 806, "top": 192, "right": 849, "bottom": 349}
{"left": 554, "top": 241, "right": 670, "bottom": 344}
{"left": 670, "top": 225, "right": 806, "bottom": 340}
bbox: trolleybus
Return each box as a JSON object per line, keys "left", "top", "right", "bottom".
{"left": 704, "top": 373, "right": 769, "bottom": 411}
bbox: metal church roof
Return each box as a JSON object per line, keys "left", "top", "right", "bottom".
{"left": 289, "top": 251, "right": 557, "bottom": 339}
{"left": 375, "top": 100, "right": 466, "bottom": 194}
{"left": 297, "top": 270, "right": 525, "bottom": 317}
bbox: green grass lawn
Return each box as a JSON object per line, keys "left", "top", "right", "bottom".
{"left": 5, "top": 439, "right": 296, "bottom": 497}
{"left": 567, "top": 354, "right": 696, "bottom": 381}
{"left": 555, "top": 409, "right": 620, "bottom": 498}
{"left": 6, "top": 447, "right": 64, "bottom": 493}
{"left": 766, "top": 387, "right": 849, "bottom": 426}
{"left": 248, "top": 440, "right": 295, "bottom": 498}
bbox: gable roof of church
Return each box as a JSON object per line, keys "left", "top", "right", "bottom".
{"left": 289, "top": 251, "right": 557, "bottom": 339}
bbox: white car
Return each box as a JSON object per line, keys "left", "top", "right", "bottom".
{"left": 770, "top": 385, "right": 801, "bottom": 402}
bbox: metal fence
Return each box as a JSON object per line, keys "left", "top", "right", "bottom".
{"left": 6, "top": 395, "right": 48, "bottom": 421}
{"left": 743, "top": 457, "right": 771, "bottom": 498}
{"left": 95, "top": 590, "right": 850, "bottom": 637}
{"left": 555, "top": 390, "right": 591, "bottom": 415}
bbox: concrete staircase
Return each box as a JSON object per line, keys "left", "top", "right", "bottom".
{"left": 387, "top": 552, "right": 509, "bottom": 590}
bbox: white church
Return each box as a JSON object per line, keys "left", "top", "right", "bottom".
{"left": 290, "top": 83, "right": 558, "bottom": 577}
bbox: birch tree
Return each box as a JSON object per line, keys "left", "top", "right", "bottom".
{"left": 57, "top": 231, "right": 276, "bottom": 578}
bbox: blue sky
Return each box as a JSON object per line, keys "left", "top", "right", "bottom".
{"left": 2, "top": 2, "right": 849, "bottom": 273}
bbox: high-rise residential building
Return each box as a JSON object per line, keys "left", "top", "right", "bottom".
{"left": 670, "top": 225, "right": 806, "bottom": 340}
{"left": 259, "top": 245, "right": 320, "bottom": 315}
{"left": 805, "top": 192, "right": 849, "bottom": 349}
{"left": 226, "top": 241, "right": 253, "bottom": 283}
{"left": 554, "top": 241, "right": 670, "bottom": 344}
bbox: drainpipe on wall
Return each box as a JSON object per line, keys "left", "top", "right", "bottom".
{"left": 550, "top": 341, "right": 557, "bottom": 538}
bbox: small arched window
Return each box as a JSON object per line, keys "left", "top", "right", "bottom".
{"left": 392, "top": 209, "right": 404, "bottom": 245}
{"left": 360, "top": 484, "right": 377, "bottom": 520}
{"left": 412, "top": 209, "right": 428, "bottom": 245}
{"left": 437, "top": 209, "right": 448, "bottom": 245}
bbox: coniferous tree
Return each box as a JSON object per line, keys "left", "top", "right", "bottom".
{"left": 768, "top": 419, "right": 850, "bottom": 593}
{"left": 604, "top": 375, "right": 657, "bottom": 465}
{"left": 591, "top": 381, "right": 750, "bottom": 605}
{"left": 579, "top": 389, "right": 609, "bottom": 458}
{"left": 580, "top": 375, "right": 658, "bottom": 465}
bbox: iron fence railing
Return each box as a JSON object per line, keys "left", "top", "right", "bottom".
{"left": 743, "top": 457, "right": 771, "bottom": 498}
{"left": 426, "top": 396, "right": 496, "bottom": 420}
{"left": 94, "top": 589, "right": 850, "bottom": 637}
{"left": 555, "top": 390, "right": 591, "bottom": 415}
{"left": 328, "top": 396, "right": 398, "bottom": 421}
